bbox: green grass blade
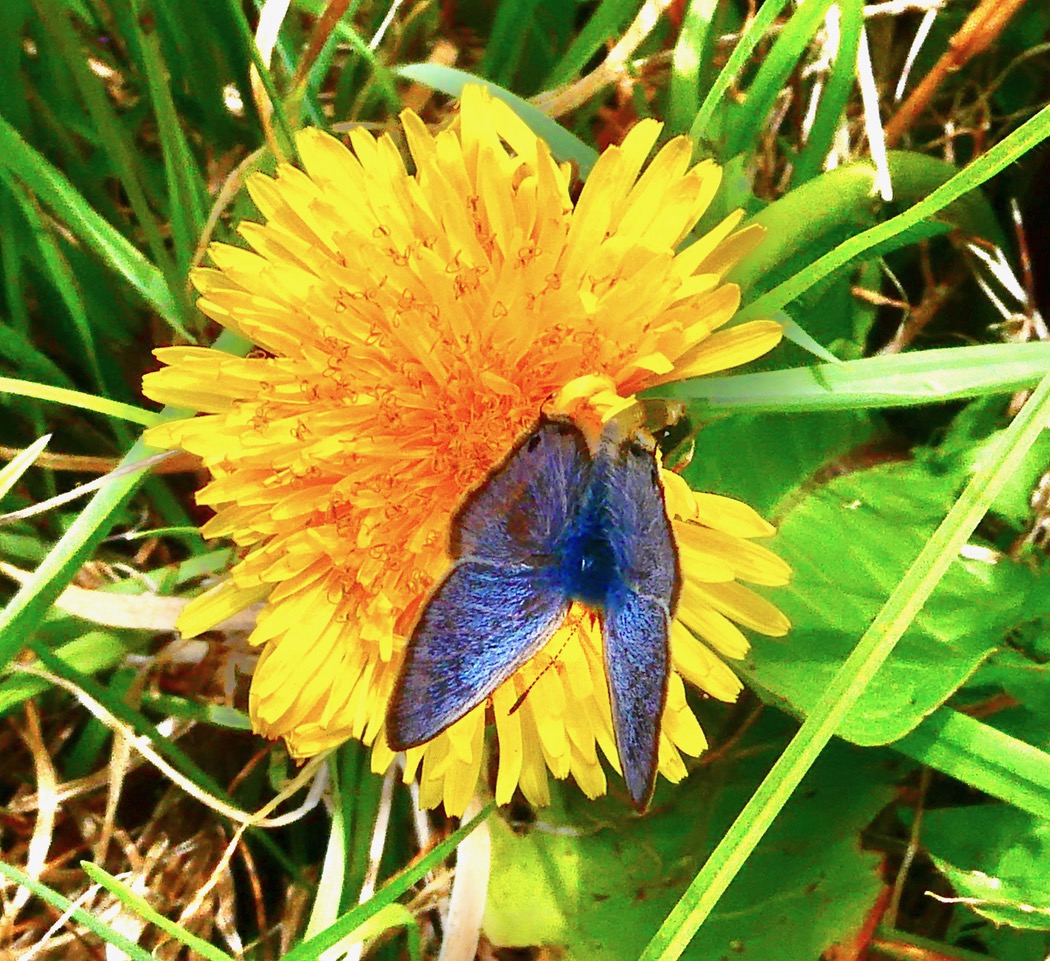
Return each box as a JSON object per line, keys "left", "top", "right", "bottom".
{"left": 0, "top": 438, "right": 157, "bottom": 669}
{"left": 640, "top": 368, "right": 1050, "bottom": 961}
{"left": 295, "top": 0, "right": 403, "bottom": 115}
{"left": 545, "top": 0, "right": 641, "bottom": 89}
{"left": 481, "top": 0, "right": 544, "bottom": 88}
{"left": 0, "top": 859, "right": 155, "bottom": 961}
{"left": 667, "top": 0, "right": 717, "bottom": 135}
{"left": 282, "top": 804, "right": 494, "bottom": 961}
{"left": 736, "top": 103, "right": 1050, "bottom": 322}
{"left": 32, "top": 0, "right": 177, "bottom": 280}
{"left": 0, "top": 170, "right": 108, "bottom": 395}
{"left": 129, "top": 0, "right": 209, "bottom": 269}
{"left": 895, "top": 709, "right": 1050, "bottom": 821}
{"left": 724, "top": 0, "right": 835, "bottom": 157}
{"left": 792, "top": 0, "right": 863, "bottom": 184}
{"left": 305, "top": 755, "right": 350, "bottom": 940}
{"left": 0, "top": 435, "right": 50, "bottom": 500}
{"left": 0, "top": 630, "right": 139, "bottom": 716}
{"left": 0, "top": 377, "right": 164, "bottom": 427}
{"left": 0, "top": 327, "right": 247, "bottom": 678}
{"left": 81, "top": 862, "right": 236, "bottom": 961}
{"left": 688, "top": 0, "right": 791, "bottom": 145}
{"left": 0, "top": 112, "right": 187, "bottom": 335}
{"left": 215, "top": 0, "right": 295, "bottom": 158}
{"left": 659, "top": 342, "right": 1050, "bottom": 413}
{"left": 24, "top": 638, "right": 301, "bottom": 876}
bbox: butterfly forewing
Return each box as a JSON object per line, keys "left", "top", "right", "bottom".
{"left": 387, "top": 561, "right": 569, "bottom": 749}
{"left": 452, "top": 417, "right": 593, "bottom": 565}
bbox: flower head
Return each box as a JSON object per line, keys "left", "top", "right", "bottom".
{"left": 143, "top": 86, "right": 789, "bottom": 814}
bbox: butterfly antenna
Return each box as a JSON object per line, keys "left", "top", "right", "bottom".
{"left": 508, "top": 632, "right": 574, "bottom": 715}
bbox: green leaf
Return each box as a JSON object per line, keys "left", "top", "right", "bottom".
{"left": 792, "top": 0, "right": 863, "bottom": 184}
{"left": 680, "top": 409, "right": 876, "bottom": 517}
{"left": 0, "top": 628, "right": 143, "bottom": 716}
{"left": 281, "top": 804, "right": 493, "bottom": 961}
{"left": 924, "top": 806, "right": 1050, "bottom": 930}
{"left": 658, "top": 342, "right": 1050, "bottom": 413}
{"left": 486, "top": 727, "right": 894, "bottom": 960}
{"left": 0, "top": 376, "right": 164, "bottom": 426}
{"left": 0, "top": 111, "right": 187, "bottom": 335}
{"left": 81, "top": 862, "right": 236, "bottom": 961}
{"left": 641, "top": 367, "right": 1050, "bottom": 961}
{"left": 688, "top": 0, "right": 792, "bottom": 145}
{"left": 748, "top": 460, "right": 1050, "bottom": 745}
{"left": 545, "top": 0, "right": 641, "bottom": 90}
{"left": 723, "top": 0, "right": 835, "bottom": 158}
{"left": 736, "top": 103, "right": 1050, "bottom": 323}
{"left": 128, "top": 0, "right": 209, "bottom": 269}
{"left": 0, "top": 434, "right": 50, "bottom": 501}
{"left": 666, "top": 0, "right": 717, "bottom": 136}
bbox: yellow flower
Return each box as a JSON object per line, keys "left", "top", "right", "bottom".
{"left": 143, "top": 86, "right": 790, "bottom": 815}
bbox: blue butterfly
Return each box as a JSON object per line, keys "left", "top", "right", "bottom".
{"left": 386, "top": 414, "right": 680, "bottom": 809}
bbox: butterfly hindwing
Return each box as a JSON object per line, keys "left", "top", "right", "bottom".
{"left": 597, "top": 428, "right": 679, "bottom": 807}
{"left": 597, "top": 430, "right": 679, "bottom": 606}
{"left": 603, "top": 589, "right": 671, "bottom": 808}
{"left": 452, "top": 417, "right": 593, "bottom": 565}
{"left": 387, "top": 562, "right": 570, "bottom": 750}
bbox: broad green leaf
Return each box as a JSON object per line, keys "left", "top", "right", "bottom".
{"left": 486, "top": 726, "right": 894, "bottom": 960}
{"left": 681, "top": 409, "right": 876, "bottom": 517}
{"left": 748, "top": 460, "right": 1050, "bottom": 745}
{"left": 642, "top": 368, "right": 1050, "bottom": 961}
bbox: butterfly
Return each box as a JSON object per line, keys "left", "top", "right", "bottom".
{"left": 386, "top": 414, "right": 681, "bottom": 809}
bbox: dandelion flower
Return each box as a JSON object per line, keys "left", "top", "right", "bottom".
{"left": 143, "top": 86, "right": 790, "bottom": 815}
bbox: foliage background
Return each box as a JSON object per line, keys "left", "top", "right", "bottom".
{"left": 0, "top": 1, "right": 1049, "bottom": 959}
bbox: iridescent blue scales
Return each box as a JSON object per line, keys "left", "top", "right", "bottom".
{"left": 387, "top": 415, "right": 680, "bottom": 809}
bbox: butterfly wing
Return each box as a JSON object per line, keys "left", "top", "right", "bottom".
{"left": 388, "top": 417, "right": 592, "bottom": 749}
{"left": 452, "top": 416, "right": 593, "bottom": 565}
{"left": 597, "top": 428, "right": 680, "bottom": 808}
{"left": 597, "top": 429, "right": 680, "bottom": 606}
{"left": 603, "top": 590, "right": 670, "bottom": 808}
{"left": 387, "top": 560, "right": 568, "bottom": 749}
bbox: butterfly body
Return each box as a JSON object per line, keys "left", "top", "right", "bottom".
{"left": 387, "top": 415, "right": 680, "bottom": 808}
